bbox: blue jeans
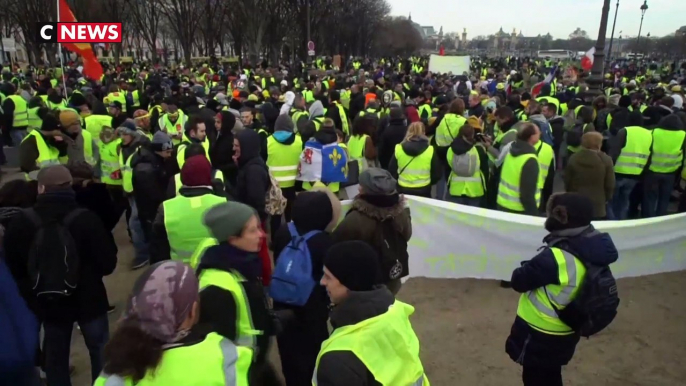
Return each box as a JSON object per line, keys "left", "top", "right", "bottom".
{"left": 612, "top": 177, "right": 638, "bottom": 220}
{"left": 642, "top": 172, "right": 675, "bottom": 218}
{"left": 10, "top": 129, "right": 27, "bottom": 147}
{"left": 447, "top": 195, "right": 482, "bottom": 207}
{"left": 128, "top": 197, "right": 150, "bottom": 264}
{"left": 43, "top": 314, "right": 109, "bottom": 386}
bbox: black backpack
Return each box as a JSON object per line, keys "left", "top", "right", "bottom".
{"left": 547, "top": 245, "right": 620, "bottom": 338}
{"left": 25, "top": 208, "right": 86, "bottom": 300}
{"left": 374, "top": 218, "right": 409, "bottom": 282}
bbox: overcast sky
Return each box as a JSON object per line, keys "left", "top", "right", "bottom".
{"left": 390, "top": 0, "right": 686, "bottom": 39}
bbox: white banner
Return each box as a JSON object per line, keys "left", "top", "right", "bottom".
{"left": 428, "top": 55, "right": 470, "bottom": 75}
{"left": 341, "top": 196, "right": 686, "bottom": 280}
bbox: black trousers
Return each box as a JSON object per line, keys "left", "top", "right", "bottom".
{"left": 522, "top": 366, "right": 563, "bottom": 386}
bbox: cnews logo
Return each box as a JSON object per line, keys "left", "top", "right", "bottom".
{"left": 36, "top": 22, "right": 122, "bottom": 43}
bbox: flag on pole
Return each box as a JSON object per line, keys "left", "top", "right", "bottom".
{"left": 531, "top": 65, "right": 558, "bottom": 98}
{"left": 581, "top": 47, "right": 595, "bottom": 71}
{"left": 439, "top": 44, "right": 445, "bottom": 56}
{"left": 58, "top": 0, "right": 103, "bottom": 80}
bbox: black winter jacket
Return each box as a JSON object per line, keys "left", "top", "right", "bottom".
{"left": 131, "top": 145, "right": 176, "bottom": 224}
{"left": 314, "top": 287, "right": 395, "bottom": 386}
{"left": 377, "top": 118, "right": 407, "bottom": 169}
{"left": 4, "top": 189, "right": 118, "bottom": 324}
{"left": 231, "top": 130, "right": 270, "bottom": 222}
{"left": 506, "top": 226, "right": 618, "bottom": 367}
{"left": 388, "top": 136, "right": 441, "bottom": 198}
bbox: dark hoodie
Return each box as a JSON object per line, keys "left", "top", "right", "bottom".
{"left": 231, "top": 130, "right": 270, "bottom": 222}
{"left": 645, "top": 114, "right": 686, "bottom": 174}
{"left": 272, "top": 191, "right": 336, "bottom": 386}
{"left": 197, "top": 243, "right": 274, "bottom": 364}
{"left": 498, "top": 140, "right": 540, "bottom": 216}
{"left": 314, "top": 287, "right": 395, "bottom": 386}
{"left": 506, "top": 226, "right": 618, "bottom": 367}
{"left": 131, "top": 145, "right": 176, "bottom": 224}
{"left": 210, "top": 111, "right": 237, "bottom": 188}
{"left": 387, "top": 137, "right": 441, "bottom": 198}
{"left": 377, "top": 117, "right": 408, "bottom": 169}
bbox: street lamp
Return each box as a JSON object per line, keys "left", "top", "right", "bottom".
{"left": 636, "top": 1, "right": 649, "bottom": 48}
{"left": 587, "top": 0, "right": 612, "bottom": 97}
{"left": 607, "top": 0, "right": 620, "bottom": 66}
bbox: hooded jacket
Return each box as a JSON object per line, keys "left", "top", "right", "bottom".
{"left": 325, "top": 101, "right": 350, "bottom": 135}
{"left": 314, "top": 287, "right": 396, "bottom": 386}
{"left": 231, "top": 130, "right": 270, "bottom": 222}
{"left": 498, "top": 140, "right": 540, "bottom": 216}
{"left": 377, "top": 117, "right": 407, "bottom": 169}
{"left": 4, "top": 189, "right": 118, "bottom": 324}
{"left": 300, "top": 101, "right": 326, "bottom": 144}
{"left": 388, "top": 136, "right": 441, "bottom": 197}
{"left": 564, "top": 149, "right": 615, "bottom": 218}
{"left": 448, "top": 135, "right": 490, "bottom": 191}
{"left": 645, "top": 114, "right": 686, "bottom": 174}
{"left": 506, "top": 226, "right": 618, "bottom": 367}
{"left": 19, "top": 130, "right": 68, "bottom": 174}
{"left": 197, "top": 243, "right": 274, "bottom": 364}
{"left": 210, "top": 111, "right": 237, "bottom": 186}
{"left": 547, "top": 115, "right": 566, "bottom": 150}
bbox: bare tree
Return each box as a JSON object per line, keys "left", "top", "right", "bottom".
{"left": 158, "top": 0, "right": 203, "bottom": 66}
{"left": 124, "top": 0, "right": 163, "bottom": 63}
{"left": 6, "top": 0, "right": 57, "bottom": 64}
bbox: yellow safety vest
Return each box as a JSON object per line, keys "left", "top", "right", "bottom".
{"left": 198, "top": 269, "right": 263, "bottom": 348}
{"left": 435, "top": 114, "right": 466, "bottom": 147}
{"left": 93, "top": 332, "right": 252, "bottom": 386}
{"left": 312, "top": 301, "right": 430, "bottom": 386}
{"left": 45, "top": 98, "right": 66, "bottom": 110}
{"left": 614, "top": 126, "right": 652, "bottom": 175}
{"left": 174, "top": 170, "right": 224, "bottom": 196}
{"left": 163, "top": 194, "right": 226, "bottom": 263}
{"left": 347, "top": 134, "right": 369, "bottom": 172}
{"left": 190, "top": 238, "right": 218, "bottom": 270}
{"left": 149, "top": 105, "right": 163, "bottom": 117}
{"left": 497, "top": 153, "right": 540, "bottom": 212}
{"left": 22, "top": 130, "right": 61, "bottom": 179}
{"left": 267, "top": 135, "right": 303, "bottom": 188}
{"left": 649, "top": 129, "right": 686, "bottom": 174}
{"left": 536, "top": 96, "right": 560, "bottom": 115}
{"left": 106, "top": 92, "right": 127, "bottom": 112}
{"left": 119, "top": 148, "right": 137, "bottom": 193}
{"left": 311, "top": 117, "right": 324, "bottom": 131}
{"left": 176, "top": 138, "right": 210, "bottom": 169}
{"left": 395, "top": 144, "right": 434, "bottom": 188}
{"left": 290, "top": 109, "right": 309, "bottom": 129}
{"left": 303, "top": 90, "right": 315, "bottom": 104}
{"left": 27, "top": 107, "right": 42, "bottom": 132}
{"left": 516, "top": 247, "right": 586, "bottom": 335}
{"left": 447, "top": 146, "right": 484, "bottom": 198}
{"left": 99, "top": 139, "right": 122, "bottom": 186}
{"left": 161, "top": 112, "right": 187, "bottom": 145}
{"left": 534, "top": 140, "right": 555, "bottom": 204}
{"left": 84, "top": 114, "right": 113, "bottom": 143}
{"left": 81, "top": 130, "right": 96, "bottom": 166}
{"left": 8, "top": 95, "right": 28, "bottom": 128}
{"left": 128, "top": 90, "right": 140, "bottom": 107}
{"left": 359, "top": 109, "right": 381, "bottom": 119}
{"left": 333, "top": 102, "right": 350, "bottom": 135}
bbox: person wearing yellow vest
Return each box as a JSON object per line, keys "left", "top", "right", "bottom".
{"left": 528, "top": 114, "right": 557, "bottom": 209}
{"left": 642, "top": 115, "right": 686, "bottom": 218}
{"left": 148, "top": 94, "right": 165, "bottom": 133}
{"left": 564, "top": 106, "right": 595, "bottom": 165}
{"left": 126, "top": 82, "right": 141, "bottom": 117}
{"left": 1, "top": 84, "right": 29, "bottom": 146}
{"left": 314, "top": 241, "right": 430, "bottom": 386}
{"left": 445, "top": 124, "right": 486, "bottom": 206}
{"left": 497, "top": 123, "right": 541, "bottom": 216}
{"left": 26, "top": 97, "right": 44, "bottom": 133}
{"left": 326, "top": 90, "right": 351, "bottom": 136}
{"left": 158, "top": 100, "right": 188, "bottom": 146}
{"left": 289, "top": 94, "right": 310, "bottom": 130}
{"left": 150, "top": 155, "right": 226, "bottom": 264}
{"left": 389, "top": 122, "right": 439, "bottom": 198}
{"left": 434, "top": 99, "right": 468, "bottom": 200}
{"left": 196, "top": 201, "right": 279, "bottom": 371}
{"left": 300, "top": 119, "right": 344, "bottom": 194}
{"left": 19, "top": 110, "right": 67, "bottom": 179}
{"left": 57, "top": 109, "right": 98, "bottom": 168}
{"left": 97, "top": 125, "right": 123, "bottom": 188}
{"left": 267, "top": 115, "right": 302, "bottom": 238}
{"left": 94, "top": 261, "right": 255, "bottom": 386}
{"left": 347, "top": 116, "right": 378, "bottom": 173}
{"left": 506, "top": 193, "right": 619, "bottom": 386}
{"left": 175, "top": 116, "right": 209, "bottom": 169}
{"left": 535, "top": 84, "right": 561, "bottom": 115}
{"left": 305, "top": 100, "right": 327, "bottom": 137}
{"left": 104, "top": 85, "right": 127, "bottom": 113}
{"left": 170, "top": 143, "right": 225, "bottom": 197}
{"left": 132, "top": 109, "right": 154, "bottom": 140}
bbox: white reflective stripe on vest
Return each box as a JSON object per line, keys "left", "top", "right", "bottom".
{"left": 527, "top": 249, "right": 578, "bottom": 318}
{"left": 398, "top": 168, "right": 431, "bottom": 186}
{"left": 615, "top": 161, "right": 647, "bottom": 169}
{"left": 220, "top": 338, "right": 240, "bottom": 386}
{"left": 498, "top": 180, "right": 541, "bottom": 204}
{"left": 650, "top": 152, "right": 682, "bottom": 168}
{"left": 618, "top": 152, "right": 649, "bottom": 159}
{"left": 269, "top": 165, "right": 298, "bottom": 171}
{"left": 451, "top": 176, "right": 481, "bottom": 183}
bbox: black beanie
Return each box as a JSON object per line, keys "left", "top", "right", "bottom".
{"left": 324, "top": 241, "right": 380, "bottom": 291}
{"left": 545, "top": 193, "right": 594, "bottom": 232}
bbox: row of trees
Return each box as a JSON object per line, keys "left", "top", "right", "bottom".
{"left": 1, "top": 0, "right": 425, "bottom": 66}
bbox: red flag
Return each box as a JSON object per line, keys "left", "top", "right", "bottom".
{"left": 58, "top": 0, "right": 104, "bottom": 80}
{"left": 439, "top": 45, "right": 445, "bottom": 56}
{"left": 581, "top": 47, "right": 595, "bottom": 71}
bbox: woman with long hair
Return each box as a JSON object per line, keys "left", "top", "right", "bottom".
{"left": 388, "top": 121, "right": 441, "bottom": 198}
{"left": 347, "top": 116, "right": 378, "bottom": 171}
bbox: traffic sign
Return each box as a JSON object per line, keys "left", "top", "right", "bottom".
{"left": 308, "top": 50, "right": 315, "bottom": 56}
{"left": 307, "top": 41, "right": 315, "bottom": 51}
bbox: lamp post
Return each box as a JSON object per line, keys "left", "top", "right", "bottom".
{"left": 636, "top": 1, "right": 649, "bottom": 49}
{"left": 587, "top": 0, "right": 612, "bottom": 97}
{"left": 607, "top": 0, "right": 620, "bottom": 65}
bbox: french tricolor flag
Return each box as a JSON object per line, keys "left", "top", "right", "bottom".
{"left": 531, "top": 65, "right": 558, "bottom": 97}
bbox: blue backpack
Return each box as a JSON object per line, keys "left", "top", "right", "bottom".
{"left": 269, "top": 223, "right": 320, "bottom": 306}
